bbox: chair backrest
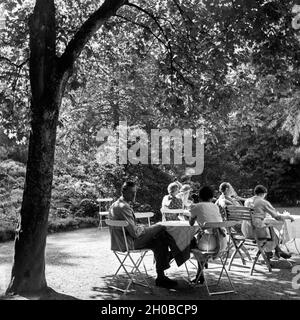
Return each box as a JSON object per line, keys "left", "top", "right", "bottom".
{"left": 199, "top": 221, "right": 237, "bottom": 256}
{"left": 226, "top": 205, "right": 253, "bottom": 221}
{"left": 105, "top": 219, "right": 128, "bottom": 227}
{"left": 105, "top": 219, "right": 130, "bottom": 251}
{"left": 203, "top": 221, "right": 239, "bottom": 229}
{"left": 98, "top": 198, "right": 114, "bottom": 212}
{"left": 226, "top": 205, "right": 265, "bottom": 221}
{"left": 160, "top": 208, "right": 190, "bottom": 221}
{"left": 217, "top": 204, "right": 226, "bottom": 219}
{"left": 97, "top": 198, "right": 114, "bottom": 204}
{"left": 225, "top": 205, "right": 268, "bottom": 240}
{"left": 134, "top": 212, "right": 154, "bottom": 226}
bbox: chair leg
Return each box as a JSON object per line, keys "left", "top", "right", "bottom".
{"left": 228, "top": 249, "right": 239, "bottom": 270}
{"left": 228, "top": 238, "right": 246, "bottom": 269}
{"left": 250, "top": 250, "right": 261, "bottom": 275}
{"left": 189, "top": 252, "right": 236, "bottom": 296}
{"left": 195, "top": 259, "right": 207, "bottom": 284}
{"left": 217, "top": 249, "right": 231, "bottom": 284}
{"left": 256, "top": 239, "right": 273, "bottom": 273}
{"left": 114, "top": 253, "right": 128, "bottom": 276}
{"left": 112, "top": 251, "right": 152, "bottom": 294}
{"left": 185, "top": 262, "right": 191, "bottom": 281}
{"left": 130, "top": 252, "right": 146, "bottom": 274}
{"left": 214, "top": 256, "right": 236, "bottom": 295}
{"left": 184, "top": 255, "right": 199, "bottom": 283}
{"left": 259, "top": 249, "right": 272, "bottom": 272}
{"left": 240, "top": 244, "right": 252, "bottom": 261}
{"left": 98, "top": 214, "right": 102, "bottom": 229}
{"left": 202, "top": 257, "right": 235, "bottom": 296}
{"left": 127, "top": 253, "right": 151, "bottom": 289}
{"left": 236, "top": 242, "right": 247, "bottom": 265}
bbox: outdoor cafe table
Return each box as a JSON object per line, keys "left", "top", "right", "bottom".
{"left": 157, "top": 220, "right": 199, "bottom": 266}
{"left": 282, "top": 215, "right": 300, "bottom": 254}
{"left": 282, "top": 215, "right": 300, "bottom": 241}
{"left": 264, "top": 215, "right": 300, "bottom": 253}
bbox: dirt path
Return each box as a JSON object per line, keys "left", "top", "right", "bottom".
{"left": 0, "top": 228, "right": 300, "bottom": 300}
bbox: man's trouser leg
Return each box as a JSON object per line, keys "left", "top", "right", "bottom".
{"left": 134, "top": 224, "right": 170, "bottom": 274}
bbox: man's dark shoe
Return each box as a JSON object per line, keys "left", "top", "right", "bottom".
{"left": 265, "top": 252, "right": 273, "bottom": 260}
{"left": 275, "top": 248, "right": 291, "bottom": 259}
{"left": 155, "top": 276, "right": 177, "bottom": 289}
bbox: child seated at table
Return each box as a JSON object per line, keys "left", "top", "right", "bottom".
{"left": 243, "top": 185, "right": 294, "bottom": 261}
{"left": 161, "top": 182, "right": 183, "bottom": 221}
{"left": 189, "top": 186, "right": 228, "bottom": 283}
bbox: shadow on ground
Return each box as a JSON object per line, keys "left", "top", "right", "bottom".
{"left": 88, "top": 256, "right": 300, "bottom": 300}
{"left": 0, "top": 287, "right": 79, "bottom": 300}
{"left": 90, "top": 274, "right": 200, "bottom": 300}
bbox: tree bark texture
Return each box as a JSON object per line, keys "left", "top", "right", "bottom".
{"left": 7, "top": 0, "right": 126, "bottom": 295}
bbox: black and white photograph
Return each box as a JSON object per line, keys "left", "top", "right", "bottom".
{"left": 0, "top": 0, "right": 300, "bottom": 306}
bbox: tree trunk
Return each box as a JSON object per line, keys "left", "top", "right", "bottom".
{"left": 6, "top": 0, "right": 65, "bottom": 295}
{"left": 6, "top": 98, "right": 60, "bottom": 294}
{"left": 6, "top": 0, "right": 126, "bottom": 296}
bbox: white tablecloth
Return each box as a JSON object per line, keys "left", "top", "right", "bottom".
{"left": 158, "top": 221, "right": 199, "bottom": 251}
{"left": 263, "top": 215, "right": 300, "bottom": 243}
{"left": 283, "top": 215, "right": 300, "bottom": 241}
{"left": 281, "top": 215, "right": 300, "bottom": 255}
{"left": 253, "top": 215, "right": 300, "bottom": 255}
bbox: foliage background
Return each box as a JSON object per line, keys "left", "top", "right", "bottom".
{"left": 1, "top": 0, "right": 300, "bottom": 238}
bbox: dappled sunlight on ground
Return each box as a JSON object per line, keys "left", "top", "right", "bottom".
{"left": 0, "top": 227, "right": 300, "bottom": 300}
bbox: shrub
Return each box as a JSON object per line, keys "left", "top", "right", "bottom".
{"left": 56, "top": 207, "right": 71, "bottom": 219}
{"left": 74, "top": 198, "right": 99, "bottom": 217}
{"left": 0, "top": 160, "right": 26, "bottom": 178}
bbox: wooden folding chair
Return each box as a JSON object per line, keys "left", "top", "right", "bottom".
{"left": 187, "top": 221, "right": 239, "bottom": 296}
{"left": 226, "top": 205, "right": 273, "bottom": 275}
{"left": 97, "top": 198, "right": 113, "bottom": 229}
{"left": 160, "top": 208, "right": 190, "bottom": 221}
{"left": 105, "top": 219, "right": 152, "bottom": 294}
{"left": 134, "top": 212, "right": 154, "bottom": 226}
{"left": 225, "top": 206, "right": 253, "bottom": 268}
{"left": 134, "top": 212, "right": 155, "bottom": 269}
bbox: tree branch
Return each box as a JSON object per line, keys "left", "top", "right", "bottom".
{"left": 126, "top": 2, "right": 177, "bottom": 87}
{"left": 58, "top": 0, "right": 127, "bottom": 75}
{"left": 115, "top": 14, "right": 166, "bottom": 49}
{"left": 126, "top": 2, "right": 168, "bottom": 43}
{"left": 0, "top": 55, "right": 16, "bottom": 67}
{"left": 172, "top": 0, "right": 194, "bottom": 25}
{"left": 0, "top": 56, "right": 29, "bottom": 69}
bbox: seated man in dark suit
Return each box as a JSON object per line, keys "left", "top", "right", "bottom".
{"left": 109, "top": 180, "right": 177, "bottom": 289}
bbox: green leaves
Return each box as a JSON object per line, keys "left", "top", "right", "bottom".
{"left": 1, "top": 0, "right": 300, "bottom": 205}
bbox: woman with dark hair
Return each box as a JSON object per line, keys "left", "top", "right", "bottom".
{"left": 189, "top": 186, "right": 228, "bottom": 283}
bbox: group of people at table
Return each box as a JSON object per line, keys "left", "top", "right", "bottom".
{"left": 108, "top": 179, "right": 295, "bottom": 289}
